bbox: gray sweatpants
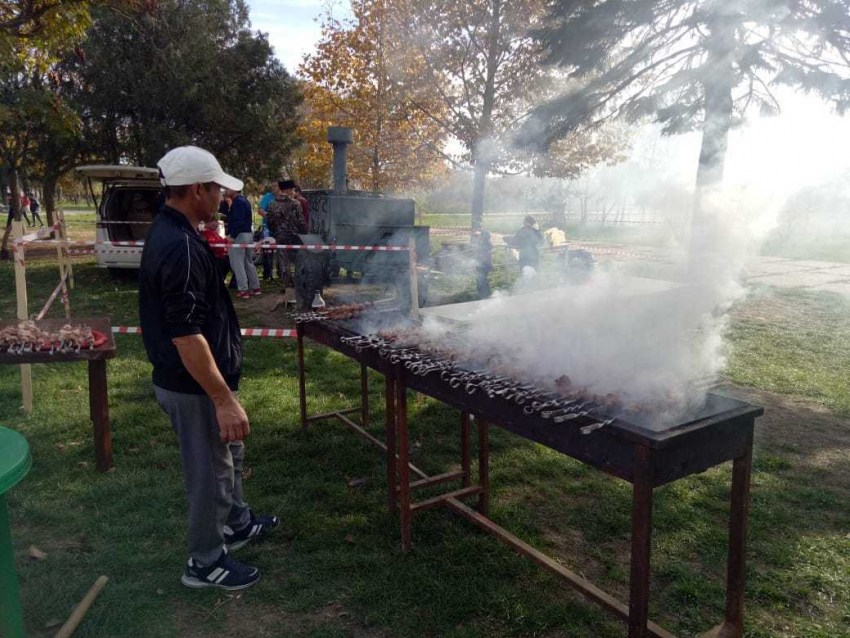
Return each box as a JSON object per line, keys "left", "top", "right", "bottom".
{"left": 155, "top": 386, "right": 251, "bottom": 567}
{"left": 228, "top": 231, "right": 261, "bottom": 292}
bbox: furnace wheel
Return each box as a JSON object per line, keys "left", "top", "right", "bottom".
{"left": 295, "top": 250, "right": 326, "bottom": 311}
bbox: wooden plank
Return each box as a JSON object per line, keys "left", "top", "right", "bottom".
{"left": 410, "top": 485, "right": 484, "bottom": 513}
{"left": 12, "top": 220, "right": 32, "bottom": 413}
{"left": 307, "top": 407, "right": 361, "bottom": 423}
{"left": 444, "top": 498, "right": 678, "bottom": 638}
{"left": 88, "top": 359, "right": 113, "bottom": 472}
{"left": 396, "top": 470, "right": 467, "bottom": 493}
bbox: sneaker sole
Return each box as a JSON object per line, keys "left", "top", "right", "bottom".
{"left": 181, "top": 573, "right": 260, "bottom": 591}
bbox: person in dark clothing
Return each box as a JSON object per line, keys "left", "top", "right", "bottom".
{"left": 28, "top": 193, "right": 44, "bottom": 227}
{"left": 266, "top": 179, "right": 307, "bottom": 287}
{"left": 293, "top": 184, "right": 310, "bottom": 229}
{"left": 474, "top": 230, "right": 493, "bottom": 298}
{"left": 224, "top": 189, "right": 261, "bottom": 298}
{"left": 507, "top": 215, "right": 544, "bottom": 272}
{"left": 140, "top": 146, "right": 278, "bottom": 592}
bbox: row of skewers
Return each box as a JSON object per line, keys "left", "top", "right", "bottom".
{"left": 340, "top": 329, "right": 625, "bottom": 435}
{"left": 0, "top": 321, "right": 99, "bottom": 354}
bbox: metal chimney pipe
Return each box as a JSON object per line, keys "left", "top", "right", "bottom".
{"left": 327, "top": 126, "right": 353, "bottom": 194}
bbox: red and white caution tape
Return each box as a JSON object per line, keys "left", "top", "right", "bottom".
{"left": 36, "top": 269, "right": 71, "bottom": 321}
{"left": 112, "top": 326, "right": 296, "bottom": 338}
{"left": 15, "top": 238, "right": 408, "bottom": 251}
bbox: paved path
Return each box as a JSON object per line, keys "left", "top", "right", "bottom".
{"left": 743, "top": 257, "right": 850, "bottom": 298}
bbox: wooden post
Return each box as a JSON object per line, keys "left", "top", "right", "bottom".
{"left": 408, "top": 237, "right": 420, "bottom": 320}
{"left": 88, "top": 360, "right": 113, "bottom": 472}
{"left": 385, "top": 372, "right": 397, "bottom": 512}
{"left": 395, "top": 366, "right": 412, "bottom": 551}
{"left": 461, "top": 412, "right": 471, "bottom": 488}
{"left": 58, "top": 207, "right": 74, "bottom": 289}
{"left": 629, "top": 445, "right": 654, "bottom": 638}
{"left": 11, "top": 221, "right": 32, "bottom": 413}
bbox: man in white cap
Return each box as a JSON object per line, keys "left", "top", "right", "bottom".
{"left": 139, "top": 146, "right": 278, "bottom": 591}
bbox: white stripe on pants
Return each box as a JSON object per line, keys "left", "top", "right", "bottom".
{"left": 228, "top": 232, "right": 260, "bottom": 292}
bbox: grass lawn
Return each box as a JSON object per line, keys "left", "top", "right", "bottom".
{"left": 0, "top": 257, "right": 848, "bottom": 638}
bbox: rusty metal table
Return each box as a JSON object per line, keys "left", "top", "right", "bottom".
{"left": 296, "top": 319, "right": 764, "bottom": 638}
{"left": 0, "top": 318, "right": 116, "bottom": 472}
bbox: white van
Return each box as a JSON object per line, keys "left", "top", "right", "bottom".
{"left": 75, "top": 165, "right": 162, "bottom": 271}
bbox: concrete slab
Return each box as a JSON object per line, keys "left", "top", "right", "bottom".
{"left": 743, "top": 261, "right": 830, "bottom": 276}
{"left": 421, "top": 276, "right": 688, "bottom": 324}
{"left": 746, "top": 270, "right": 850, "bottom": 288}
{"left": 811, "top": 282, "right": 850, "bottom": 297}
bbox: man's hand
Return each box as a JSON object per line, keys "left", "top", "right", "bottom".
{"left": 214, "top": 394, "right": 250, "bottom": 442}
{"left": 171, "top": 334, "right": 250, "bottom": 442}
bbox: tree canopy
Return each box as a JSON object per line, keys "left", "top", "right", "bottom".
{"left": 296, "top": 0, "right": 447, "bottom": 192}
{"left": 72, "top": 0, "right": 302, "bottom": 182}
{"left": 529, "top": 0, "right": 850, "bottom": 188}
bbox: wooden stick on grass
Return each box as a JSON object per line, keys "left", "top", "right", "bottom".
{"left": 54, "top": 576, "right": 109, "bottom": 638}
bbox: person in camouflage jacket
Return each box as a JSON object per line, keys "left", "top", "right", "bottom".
{"left": 266, "top": 179, "right": 307, "bottom": 287}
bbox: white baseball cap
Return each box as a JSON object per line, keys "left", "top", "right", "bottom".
{"left": 157, "top": 146, "right": 244, "bottom": 191}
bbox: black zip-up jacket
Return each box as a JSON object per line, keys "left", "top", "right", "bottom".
{"left": 139, "top": 206, "right": 242, "bottom": 394}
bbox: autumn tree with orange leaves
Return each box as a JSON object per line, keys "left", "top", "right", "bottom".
{"left": 296, "top": 0, "right": 448, "bottom": 193}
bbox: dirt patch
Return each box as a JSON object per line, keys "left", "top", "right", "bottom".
{"left": 175, "top": 599, "right": 395, "bottom": 638}
{"left": 715, "top": 384, "right": 850, "bottom": 489}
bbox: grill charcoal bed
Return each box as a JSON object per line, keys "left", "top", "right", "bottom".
{"left": 295, "top": 310, "right": 764, "bottom": 638}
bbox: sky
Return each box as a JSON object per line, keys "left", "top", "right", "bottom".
{"left": 246, "top": 0, "right": 347, "bottom": 76}
{"left": 246, "top": 0, "right": 850, "bottom": 198}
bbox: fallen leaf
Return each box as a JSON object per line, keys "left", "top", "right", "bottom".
{"left": 107, "top": 467, "right": 117, "bottom": 473}
{"left": 156, "top": 588, "right": 165, "bottom": 596}
{"left": 28, "top": 545, "right": 48, "bottom": 561}
{"left": 156, "top": 462, "right": 168, "bottom": 470}
{"left": 44, "top": 619, "right": 63, "bottom": 629}
{"left": 242, "top": 467, "right": 253, "bottom": 480}
{"left": 414, "top": 441, "right": 422, "bottom": 448}
{"left": 149, "top": 439, "right": 158, "bottom": 447}
{"left": 69, "top": 441, "right": 81, "bottom": 447}
{"left": 347, "top": 477, "right": 366, "bottom": 488}
{"left": 55, "top": 443, "right": 66, "bottom": 451}
{"left": 344, "top": 534, "right": 356, "bottom": 544}
{"left": 338, "top": 393, "right": 345, "bottom": 399}
{"left": 128, "top": 447, "right": 141, "bottom": 454}
{"left": 77, "top": 461, "right": 90, "bottom": 469}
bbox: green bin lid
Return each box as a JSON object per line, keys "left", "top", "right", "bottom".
{"left": 0, "top": 427, "right": 31, "bottom": 494}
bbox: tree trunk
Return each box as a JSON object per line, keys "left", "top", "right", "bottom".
{"left": 471, "top": 157, "right": 488, "bottom": 232}
{"left": 1, "top": 167, "right": 21, "bottom": 258}
{"left": 44, "top": 173, "right": 59, "bottom": 234}
{"left": 691, "top": 16, "right": 736, "bottom": 270}
{"left": 470, "top": 0, "right": 502, "bottom": 234}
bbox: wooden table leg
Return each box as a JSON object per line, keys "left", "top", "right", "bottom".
{"left": 385, "top": 372, "right": 397, "bottom": 512}
{"left": 461, "top": 412, "right": 471, "bottom": 488}
{"left": 88, "top": 360, "right": 113, "bottom": 472}
{"left": 629, "top": 445, "right": 653, "bottom": 638}
{"left": 395, "top": 367, "right": 411, "bottom": 552}
{"left": 477, "top": 419, "right": 489, "bottom": 515}
{"left": 723, "top": 441, "right": 754, "bottom": 637}
{"left": 0, "top": 495, "right": 25, "bottom": 638}
{"left": 360, "top": 363, "right": 369, "bottom": 427}
{"left": 297, "top": 325, "right": 308, "bottom": 430}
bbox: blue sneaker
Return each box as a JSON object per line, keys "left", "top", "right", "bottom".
{"left": 224, "top": 513, "right": 280, "bottom": 551}
{"left": 181, "top": 549, "right": 260, "bottom": 591}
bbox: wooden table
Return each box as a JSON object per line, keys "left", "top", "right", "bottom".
{"left": 0, "top": 318, "right": 117, "bottom": 471}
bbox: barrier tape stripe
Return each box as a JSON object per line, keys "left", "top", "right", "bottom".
{"left": 14, "top": 239, "right": 409, "bottom": 251}
{"left": 112, "top": 326, "right": 296, "bottom": 338}
{"left": 36, "top": 269, "right": 71, "bottom": 321}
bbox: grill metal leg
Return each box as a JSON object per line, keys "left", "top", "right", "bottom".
{"left": 461, "top": 412, "right": 471, "bottom": 488}
{"left": 395, "top": 368, "right": 412, "bottom": 552}
{"left": 629, "top": 445, "right": 654, "bottom": 638}
{"left": 385, "top": 373, "right": 397, "bottom": 512}
{"left": 477, "top": 419, "right": 490, "bottom": 515}
{"left": 297, "top": 326, "right": 307, "bottom": 430}
{"left": 360, "top": 363, "right": 369, "bottom": 426}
